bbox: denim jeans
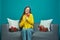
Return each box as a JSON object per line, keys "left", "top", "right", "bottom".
{"left": 22, "top": 28, "right": 33, "bottom": 40}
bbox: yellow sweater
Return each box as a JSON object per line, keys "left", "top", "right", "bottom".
{"left": 19, "top": 14, "right": 34, "bottom": 29}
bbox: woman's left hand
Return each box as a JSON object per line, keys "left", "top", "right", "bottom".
{"left": 26, "top": 17, "right": 28, "bottom": 20}
{"left": 25, "top": 16, "right": 28, "bottom": 21}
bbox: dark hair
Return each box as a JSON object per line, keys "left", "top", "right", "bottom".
{"left": 19, "top": 6, "right": 31, "bottom": 23}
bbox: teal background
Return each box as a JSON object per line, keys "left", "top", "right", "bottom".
{"left": 59, "top": 0, "right": 60, "bottom": 40}
{"left": 0, "top": 0, "right": 1, "bottom": 40}
{"left": 1, "top": 0, "right": 59, "bottom": 24}
{"left": 0, "top": 0, "right": 60, "bottom": 40}
{"left": 0, "top": 0, "right": 1, "bottom": 24}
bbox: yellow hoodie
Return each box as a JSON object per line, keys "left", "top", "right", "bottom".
{"left": 19, "top": 14, "right": 34, "bottom": 29}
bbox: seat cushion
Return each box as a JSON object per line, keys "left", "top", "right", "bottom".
{"left": 32, "top": 31, "right": 53, "bottom": 38}
{"left": 7, "top": 31, "right": 22, "bottom": 40}
{"left": 8, "top": 31, "right": 21, "bottom": 37}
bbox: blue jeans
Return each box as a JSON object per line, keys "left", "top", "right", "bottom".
{"left": 22, "top": 28, "right": 33, "bottom": 40}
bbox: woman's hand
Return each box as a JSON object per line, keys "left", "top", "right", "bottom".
{"left": 25, "top": 16, "right": 28, "bottom": 21}
{"left": 26, "top": 17, "right": 28, "bottom": 20}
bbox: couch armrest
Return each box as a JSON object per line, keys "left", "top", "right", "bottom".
{"left": 2, "top": 24, "right": 9, "bottom": 33}
{"left": 1, "top": 24, "right": 9, "bottom": 40}
{"left": 51, "top": 24, "right": 59, "bottom": 34}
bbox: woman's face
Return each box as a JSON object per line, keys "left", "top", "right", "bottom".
{"left": 25, "top": 7, "right": 30, "bottom": 14}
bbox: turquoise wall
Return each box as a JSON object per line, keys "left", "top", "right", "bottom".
{"left": 1, "top": 0, "right": 60, "bottom": 40}
{"left": 0, "top": 0, "right": 1, "bottom": 24}
{"left": 59, "top": 0, "right": 60, "bottom": 40}
{"left": 0, "top": 0, "right": 1, "bottom": 40}
{"left": 1, "top": 0, "right": 59, "bottom": 24}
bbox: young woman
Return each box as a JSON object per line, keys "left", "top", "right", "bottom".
{"left": 19, "top": 6, "right": 34, "bottom": 40}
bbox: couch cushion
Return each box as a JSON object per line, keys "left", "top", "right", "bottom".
{"left": 8, "top": 31, "right": 21, "bottom": 37}
{"left": 34, "top": 23, "right": 39, "bottom": 31}
{"left": 8, "top": 31, "right": 22, "bottom": 40}
{"left": 32, "top": 31, "right": 53, "bottom": 38}
{"left": 32, "top": 31, "right": 58, "bottom": 40}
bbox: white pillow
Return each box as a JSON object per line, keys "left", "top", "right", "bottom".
{"left": 7, "top": 18, "right": 19, "bottom": 29}
{"left": 39, "top": 19, "right": 53, "bottom": 31}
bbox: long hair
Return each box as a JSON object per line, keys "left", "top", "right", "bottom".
{"left": 19, "top": 6, "right": 31, "bottom": 23}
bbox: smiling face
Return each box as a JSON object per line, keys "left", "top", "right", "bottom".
{"left": 25, "top": 7, "right": 30, "bottom": 14}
